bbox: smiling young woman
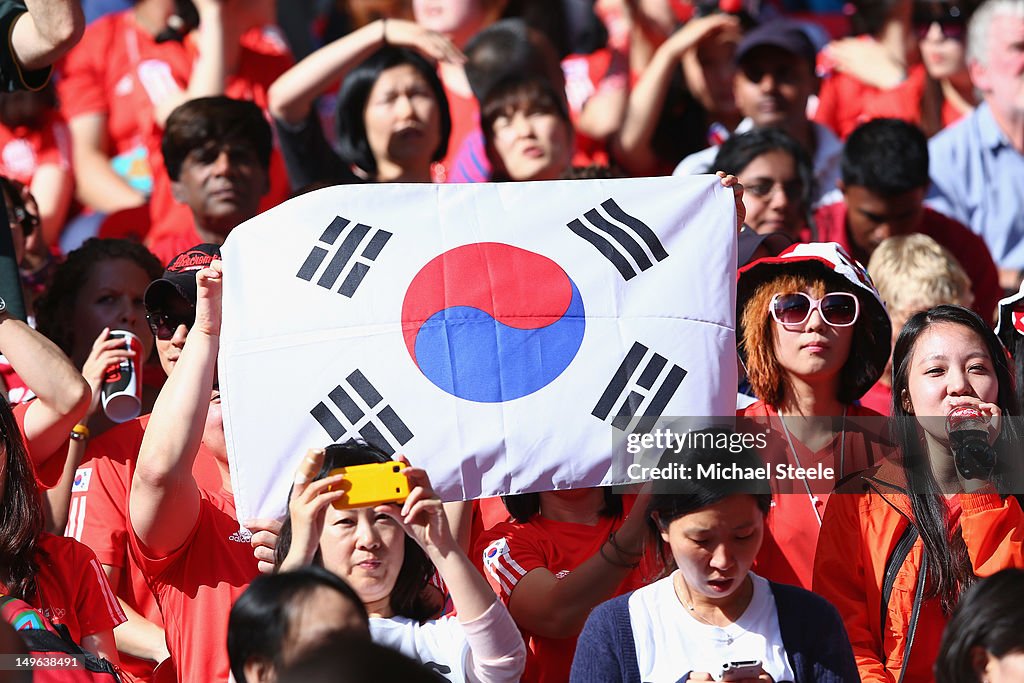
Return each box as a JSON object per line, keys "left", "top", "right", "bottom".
{"left": 814, "top": 305, "right": 1024, "bottom": 683}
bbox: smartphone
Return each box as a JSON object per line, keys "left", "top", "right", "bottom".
{"left": 720, "top": 660, "right": 763, "bottom": 681}
{"left": 327, "top": 462, "right": 410, "bottom": 510}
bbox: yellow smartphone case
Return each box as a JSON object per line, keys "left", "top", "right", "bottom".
{"left": 327, "top": 462, "right": 410, "bottom": 509}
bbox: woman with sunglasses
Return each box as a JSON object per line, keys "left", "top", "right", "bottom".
{"left": 736, "top": 242, "right": 893, "bottom": 590}
{"left": 814, "top": 305, "right": 1024, "bottom": 683}
{"left": 915, "top": 0, "right": 980, "bottom": 136}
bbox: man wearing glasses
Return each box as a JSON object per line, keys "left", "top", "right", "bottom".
{"left": 65, "top": 244, "right": 279, "bottom": 681}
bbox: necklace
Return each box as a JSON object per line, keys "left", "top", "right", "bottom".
{"left": 675, "top": 575, "right": 736, "bottom": 645}
{"left": 777, "top": 406, "right": 847, "bottom": 527}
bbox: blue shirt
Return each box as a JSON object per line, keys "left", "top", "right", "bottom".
{"left": 927, "top": 102, "right": 1024, "bottom": 269}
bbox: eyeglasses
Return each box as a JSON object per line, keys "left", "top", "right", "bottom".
{"left": 769, "top": 292, "right": 860, "bottom": 328}
{"left": 914, "top": 19, "right": 966, "bottom": 40}
{"left": 146, "top": 308, "right": 195, "bottom": 340}
{"left": 744, "top": 179, "right": 805, "bottom": 202}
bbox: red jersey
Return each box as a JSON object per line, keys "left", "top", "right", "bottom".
{"left": 66, "top": 414, "right": 222, "bottom": 681}
{"left": 0, "top": 110, "right": 72, "bottom": 185}
{"left": 737, "top": 401, "right": 893, "bottom": 589}
{"left": 143, "top": 27, "right": 294, "bottom": 258}
{"left": 58, "top": 10, "right": 191, "bottom": 161}
{"left": 478, "top": 508, "right": 647, "bottom": 683}
{"left": 811, "top": 201, "right": 1001, "bottom": 323}
{"left": 129, "top": 488, "right": 258, "bottom": 683}
{"left": 561, "top": 48, "right": 626, "bottom": 167}
{"left": 19, "top": 533, "right": 127, "bottom": 643}
{"left": 814, "top": 49, "right": 927, "bottom": 140}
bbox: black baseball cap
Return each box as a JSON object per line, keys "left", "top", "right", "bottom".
{"left": 144, "top": 243, "right": 221, "bottom": 312}
{"left": 735, "top": 19, "right": 818, "bottom": 66}
{"left": 737, "top": 228, "right": 796, "bottom": 267}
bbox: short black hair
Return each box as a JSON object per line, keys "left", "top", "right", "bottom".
{"left": 646, "top": 428, "right": 773, "bottom": 528}
{"left": 279, "top": 634, "right": 444, "bottom": 683}
{"left": 228, "top": 566, "right": 370, "bottom": 683}
{"left": 464, "top": 18, "right": 565, "bottom": 103}
{"left": 335, "top": 47, "right": 451, "bottom": 177}
{"left": 841, "top": 118, "right": 930, "bottom": 195}
{"left": 162, "top": 96, "right": 272, "bottom": 181}
{"left": 713, "top": 128, "right": 816, "bottom": 213}
{"left": 502, "top": 488, "right": 623, "bottom": 523}
{"left": 935, "top": 568, "right": 1024, "bottom": 683}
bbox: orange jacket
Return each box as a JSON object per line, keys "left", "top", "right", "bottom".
{"left": 813, "top": 459, "right": 1024, "bottom": 682}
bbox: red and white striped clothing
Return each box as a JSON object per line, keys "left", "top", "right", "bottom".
{"left": 19, "top": 532, "right": 126, "bottom": 643}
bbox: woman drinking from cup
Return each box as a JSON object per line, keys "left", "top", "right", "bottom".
{"left": 736, "top": 242, "right": 893, "bottom": 589}
{"left": 814, "top": 305, "right": 1024, "bottom": 683}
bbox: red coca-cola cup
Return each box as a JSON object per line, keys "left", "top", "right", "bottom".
{"left": 102, "top": 330, "right": 143, "bottom": 423}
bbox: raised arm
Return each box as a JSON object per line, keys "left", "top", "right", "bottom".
{"left": 384, "top": 464, "right": 525, "bottom": 683}
{"left": 496, "top": 493, "right": 651, "bottom": 640}
{"left": 613, "top": 15, "right": 739, "bottom": 176}
{"left": 129, "top": 260, "right": 221, "bottom": 557}
{"left": 0, "top": 311, "right": 89, "bottom": 467}
{"left": 267, "top": 18, "right": 462, "bottom": 126}
{"left": 10, "top": 0, "right": 84, "bottom": 71}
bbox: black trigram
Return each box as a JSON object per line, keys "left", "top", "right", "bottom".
{"left": 593, "top": 342, "right": 687, "bottom": 431}
{"left": 310, "top": 370, "right": 413, "bottom": 455}
{"left": 567, "top": 198, "right": 668, "bottom": 280}
{"left": 297, "top": 216, "right": 392, "bottom": 297}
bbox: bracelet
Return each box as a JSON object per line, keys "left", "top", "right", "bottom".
{"left": 70, "top": 424, "right": 90, "bottom": 442}
{"left": 608, "top": 531, "right": 644, "bottom": 558}
{"left": 599, "top": 541, "right": 640, "bottom": 569}
{"left": 381, "top": 18, "right": 388, "bottom": 45}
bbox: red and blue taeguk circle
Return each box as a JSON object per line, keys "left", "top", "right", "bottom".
{"left": 401, "top": 243, "right": 585, "bottom": 402}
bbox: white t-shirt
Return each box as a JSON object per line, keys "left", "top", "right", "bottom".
{"left": 370, "top": 615, "right": 469, "bottom": 682}
{"left": 628, "top": 571, "right": 796, "bottom": 682}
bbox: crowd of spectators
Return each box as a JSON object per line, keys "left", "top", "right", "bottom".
{"left": 0, "top": 0, "right": 1023, "bottom": 681}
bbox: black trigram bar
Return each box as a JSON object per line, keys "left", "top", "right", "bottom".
{"left": 567, "top": 199, "right": 668, "bottom": 280}
{"left": 296, "top": 216, "right": 392, "bottom": 297}
{"left": 310, "top": 370, "right": 414, "bottom": 454}
{"left": 593, "top": 342, "right": 687, "bottom": 431}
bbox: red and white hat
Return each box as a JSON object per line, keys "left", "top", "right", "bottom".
{"left": 736, "top": 242, "right": 892, "bottom": 399}
{"left": 995, "top": 278, "right": 1024, "bottom": 349}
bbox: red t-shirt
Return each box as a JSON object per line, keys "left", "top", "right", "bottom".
{"left": 478, "top": 508, "right": 647, "bottom": 683}
{"left": 58, "top": 10, "right": 191, "bottom": 161}
{"left": 814, "top": 49, "right": 927, "bottom": 140}
{"left": 12, "top": 400, "right": 66, "bottom": 490}
{"left": 561, "top": 48, "right": 626, "bottom": 167}
{"left": 66, "top": 414, "right": 222, "bottom": 681}
{"left": 19, "top": 533, "right": 127, "bottom": 643}
{"left": 143, "top": 27, "right": 294, "bottom": 259}
{"left": 811, "top": 200, "right": 1001, "bottom": 323}
{"left": 437, "top": 74, "right": 479, "bottom": 184}
{"left": 738, "top": 401, "right": 892, "bottom": 589}
{"left": 859, "top": 380, "right": 892, "bottom": 416}
{"left": 129, "top": 489, "right": 259, "bottom": 682}
{"left": 0, "top": 110, "right": 72, "bottom": 185}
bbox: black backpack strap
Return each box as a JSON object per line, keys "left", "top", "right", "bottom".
{"left": 896, "top": 551, "right": 928, "bottom": 683}
{"left": 880, "top": 522, "right": 925, "bottom": 683}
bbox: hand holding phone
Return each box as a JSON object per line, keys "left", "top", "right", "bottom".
{"left": 719, "top": 660, "right": 764, "bottom": 681}
{"left": 327, "top": 462, "right": 410, "bottom": 509}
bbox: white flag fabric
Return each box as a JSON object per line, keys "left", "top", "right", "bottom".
{"left": 219, "top": 176, "right": 738, "bottom": 523}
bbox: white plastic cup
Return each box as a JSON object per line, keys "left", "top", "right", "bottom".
{"left": 101, "top": 330, "right": 143, "bottom": 423}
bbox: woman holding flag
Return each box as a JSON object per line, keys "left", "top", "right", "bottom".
{"left": 735, "top": 242, "right": 893, "bottom": 589}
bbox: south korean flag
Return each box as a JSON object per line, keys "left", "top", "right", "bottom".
{"left": 219, "top": 177, "right": 738, "bottom": 523}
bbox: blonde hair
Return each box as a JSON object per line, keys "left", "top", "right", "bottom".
{"left": 867, "top": 234, "right": 973, "bottom": 314}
